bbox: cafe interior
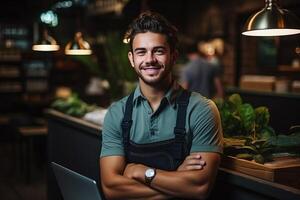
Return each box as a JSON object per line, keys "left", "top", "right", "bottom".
{"left": 0, "top": 0, "right": 300, "bottom": 199}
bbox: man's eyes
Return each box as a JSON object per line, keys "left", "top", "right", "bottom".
{"left": 154, "top": 49, "right": 165, "bottom": 55}
{"left": 135, "top": 49, "right": 165, "bottom": 56}
{"left": 136, "top": 51, "right": 146, "bottom": 55}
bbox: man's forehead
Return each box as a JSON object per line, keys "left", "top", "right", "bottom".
{"left": 132, "top": 32, "right": 169, "bottom": 48}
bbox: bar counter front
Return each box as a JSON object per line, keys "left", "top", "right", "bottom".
{"left": 46, "top": 109, "right": 300, "bottom": 200}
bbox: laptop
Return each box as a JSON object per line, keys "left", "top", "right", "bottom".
{"left": 51, "top": 162, "right": 102, "bottom": 200}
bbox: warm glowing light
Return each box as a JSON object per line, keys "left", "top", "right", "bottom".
{"left": 242, "top": 29, "right": 300, "bottom": 36}
{"left": 65, "top": 49, "right": 92, "bottom": 55}
{"left": 32, "top": 44, "right": 60, "bottom": 51}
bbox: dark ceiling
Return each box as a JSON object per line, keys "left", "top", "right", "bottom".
{"left": 0, "top": 0, "right": 60, "bottom": 22}
{"left": 1, "top": 0, "right": 300, "bottom": 30}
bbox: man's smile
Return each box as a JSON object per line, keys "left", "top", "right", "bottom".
{"left": 141, "top": 66, "right": 162, "bottom": 75}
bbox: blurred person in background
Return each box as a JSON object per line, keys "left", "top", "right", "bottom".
{"left": 180, "top": 40, "right": 224, "bottom": 99}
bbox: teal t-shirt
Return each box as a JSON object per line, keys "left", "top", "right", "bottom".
{"left": 100, "top": 82, "right": 223, "bottom": 158}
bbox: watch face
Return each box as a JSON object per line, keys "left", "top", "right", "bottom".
{"left": 145, "top": 168, "right": 155, "bottom": 177}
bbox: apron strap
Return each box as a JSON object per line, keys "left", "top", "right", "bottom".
{"left": 174, "top": 90, "right": 191, "bottom": 142}
{"left": 121, "top": 92, "right": 134, "bottom": 156}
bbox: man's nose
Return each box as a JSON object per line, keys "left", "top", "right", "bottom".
{"left": 145, "top": 52, "right": 157, "bottom": 64}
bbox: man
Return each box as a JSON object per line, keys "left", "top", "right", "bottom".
{"left": 180, "top": 41, "right": 223, "bottom": 99}
{"left": 100, "top": 11, "right": 223, "bottom": 200}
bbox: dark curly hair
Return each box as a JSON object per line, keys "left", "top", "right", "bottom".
{"left": 124, "top": 11, "right": 178, "bottom": 53}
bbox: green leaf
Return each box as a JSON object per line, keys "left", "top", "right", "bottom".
{"left": 235, "top": 153, "right": 254, "bottom": 160}
{"left": 236, "top": 145, "right": 259, "bottom": 154}
{"left": 51, "top": 93, "right": 95, "bottom": 117}
{"left": 238, "top": 103, "right": 255, "bottom": 134}
{"left": 255, "top": 106, "right": 270, "bottom": 132}
{"left": 251, "top": 139, "right": 267, "bottom": 146}
{"left": 254, "top": 154, "right": 265, "bottom": 164}
{"left": 258, "top": 126, "right": 275, "bottom": 140}
{"left": 228, "top": 93, "right": 242, "bottom": 108}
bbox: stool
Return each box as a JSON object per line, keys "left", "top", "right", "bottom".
{"left": 18, "top": 126, "right": 47, "bottom": 182}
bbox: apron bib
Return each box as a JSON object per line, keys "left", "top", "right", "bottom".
{"left": 121, "top": 90, "right": 191, "bottom": 171}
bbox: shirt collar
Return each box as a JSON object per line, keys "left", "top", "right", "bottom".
{"left": 132, "top": 81, "right": 183, "bottom": 109}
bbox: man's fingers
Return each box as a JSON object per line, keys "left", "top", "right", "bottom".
{"left": 185, "top": 159, "right": 206, "bottom": 166}
{"left": 177, "top": 153, "right": 206, "bottom": 171}
{"left": 199, "top": 160, "right": 206, "bottom": 166}
{"left": 188, "top": 165, "right": 203, "bottom": 170}
{"left": 186, "top": 154, "right": 202, "bottom": 160}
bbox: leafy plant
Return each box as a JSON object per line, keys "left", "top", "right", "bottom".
{"left": 224, "top": 137, "right": 274, "bottom": 164}
{"left": 51, "top": 93, "right": 96, "bottom": 117}
{"left": 266, "top": 132, "right": 300, "bottom": 156}
{"left": 214, "top": 94, "right": 274, "bottom": 139}
{"left": 216, "top": 94, "right": 300, "bottom": 164}
{"left": 215, "top": 94, "right": 275, "bottom": 163}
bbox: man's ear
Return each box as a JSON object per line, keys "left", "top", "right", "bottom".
{"left": 128, "top": 51, "right": 134, "bottom": 68}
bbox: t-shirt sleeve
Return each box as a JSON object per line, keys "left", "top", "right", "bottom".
{"left": 100, "top": 102, "right": 125, "bottom": 158}
{"left": 189, "top": 98, "right": 223, "bottom": 154}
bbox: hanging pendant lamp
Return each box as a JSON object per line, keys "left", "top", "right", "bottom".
{"left": 32, "top": 29, "right": 60, "bottom": 51}
{"left": 242, "top": 0, "right": 300, "bottom": 36}
{"left": 65, "top": 32, "right": 92, "bottom": 55}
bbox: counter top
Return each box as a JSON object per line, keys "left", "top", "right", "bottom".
{"left": 216, "top": 168, "right": 300, "bottom": 199}
{"left": 46, "top": 109, "right": 101, "bottom": 135}
{"left": 226, "top": 87, "right": 300, "bottom": 99}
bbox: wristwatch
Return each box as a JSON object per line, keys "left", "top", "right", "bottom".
{"left": 145, "top": 168, "right": 156, "bottom": 185}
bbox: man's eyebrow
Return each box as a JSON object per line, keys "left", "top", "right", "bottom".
{"left": 153, "top": 46, "right": 167, "bottom": 50}
{"left": 134, "top": 46, "right": 167, "bottom": 52}
{"left": 133, "top": 47, "right": 146, "bottom": 52}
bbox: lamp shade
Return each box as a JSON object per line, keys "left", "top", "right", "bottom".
{"left": 242, "top": 0, "right": 300, "bottom": 36}
{"left": 65, "top": 32, "right": 92, "bottom": 55}
{"left": 32, "top": 29, "right": 60, "bottom": 51}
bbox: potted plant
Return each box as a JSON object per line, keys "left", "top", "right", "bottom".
{"left": 214, "top": 94, "right": 300, "bottom": 164}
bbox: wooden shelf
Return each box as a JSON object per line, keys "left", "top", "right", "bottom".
{"left": 221, "top": 156, "right": 300, "bottom": 189}
{"left": 278, "top": 65, "right": 300, "bottom": 72}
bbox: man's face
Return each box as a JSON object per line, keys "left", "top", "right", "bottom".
{"left": 128, "top": 32, "right": 177, "bottom": 86}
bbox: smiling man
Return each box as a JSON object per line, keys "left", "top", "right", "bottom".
{"left": 100, "top": 11, "right": 223, "bottom": 200}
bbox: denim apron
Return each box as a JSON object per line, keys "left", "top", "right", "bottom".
{"left": 121, "top": 90, "right": 191, "bottom": 171}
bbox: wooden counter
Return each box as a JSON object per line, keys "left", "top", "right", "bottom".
{"left": 211, "top": 167, "right": 300, "bottom": 200}
{"left": 46, "top": 109, "right": 300, "bottom": 200}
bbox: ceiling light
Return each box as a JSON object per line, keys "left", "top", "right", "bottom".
{"left": 65, "top": 32, "right": 92, "bottom": 55}
{"left": 242, "top": 0, "right": 300, "bottom": 36}
{"left": 32, "top": 29, "right": 60, "bottom": 51}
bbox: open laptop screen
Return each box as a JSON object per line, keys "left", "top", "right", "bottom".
{"left": 51, "top": 162, "right": 102, "bottom": 200}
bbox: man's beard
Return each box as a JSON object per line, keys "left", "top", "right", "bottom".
{"left": 136, "top": 62, "right": 172, "bottom": 87}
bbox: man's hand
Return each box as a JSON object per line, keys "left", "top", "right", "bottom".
{"left": 177, "top": 153, "right": 206, "bottom": 171}
{"left": 123, "top": 163, "right": 147, "bottom": 181}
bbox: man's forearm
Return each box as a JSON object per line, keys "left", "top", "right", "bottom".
{"left": 150, "top": 169, "right": 211, "bottom": 199}
{"left": 101, "top": 173, "right": 171, "bottom": 200}
{"left": 129, "top": 153, "right": 220, "bottom": 199}
{"left": 100, "top": 156, "right": 171, "bottom": 200}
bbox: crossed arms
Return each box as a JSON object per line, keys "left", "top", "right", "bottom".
{"left": 100, "top": 152, "right": 220, "bottom": 200}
